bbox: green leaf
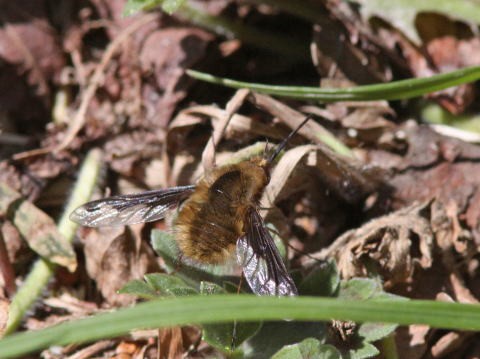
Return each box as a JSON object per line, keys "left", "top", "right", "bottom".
{"left": 123, "top": 0, "right": 185, "bottom": 16}
{"left": 186, "top": 66, "right": 480, "bottom": 102}
{"left": 151, "top": 229, "right": 240, "bottom": 288}
{"left": 0, "top": 183, "right": 76, "bottom": 271}
{"left": 2, "top": 295, "right": 480, "bottom": 358}
{"left": 119, "top": 273, "right": 196, "bottom": 299}
{"left": 299, "top": 260, "right": 340, "bottom": 296}
{"left": 337, "top": 278, "right": 402, "bottom": 348}
{"left": 118, "top": 279, "right": 158, "bottom": 300}
{"left": 342, "top": 341, "right": 379, "bottom": 359}
{"left": 272, "top": 338, "right": 341, "bottom": 359}
{"left": 144, "top": 273, "right": 197, "bottom": 296}
{"left": 161, "top": 0, "right": 185, "bottom": 14}
{"left": 338, "top": 278, "right": 382, "bottom": 301}
{"left": 200, "top": 282, "right": 261, "bottom": 353}
{"left": 244, "top": 321, "right": 327, "bottom": 358}
{"left": 421, "top": 102, "right": 480, "bottom": 135}
{"left": 358, "top": 322, "right": 397, "bottom": 343}
{"left": 150, "top": 229, "right": 179, "bottom": 273}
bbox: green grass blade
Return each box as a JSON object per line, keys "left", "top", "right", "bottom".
{"left": 187, "top": 66, "right": 480, "bottom": 101}
{"left": 2, "top": 295, "right": 480, "bottom": 358}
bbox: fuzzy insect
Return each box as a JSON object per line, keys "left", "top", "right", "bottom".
{"left": 71, "top": 117, "right": 312, "bottom": 296}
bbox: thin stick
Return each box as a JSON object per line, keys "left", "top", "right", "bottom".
{"left": 201, "top": 89, "right": 250, "bottom": 170}
{"left": 0, "top": 221, "right": 16, "bottom": 297}
{"left": 13, "top": 13, "right": 159, "bottom": 160}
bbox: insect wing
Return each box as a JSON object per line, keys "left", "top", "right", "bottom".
{"left": 70, "top": 185, "right": 196, "bottom": 227}
{"left": 236, "top": 208, "right": 298, "bottom": 296}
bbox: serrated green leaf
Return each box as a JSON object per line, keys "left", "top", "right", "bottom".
{"left": 299, "top": 260, "right": 340, "bottom": 296}
{"left": 358, "top": 322, "right": 397, "bottom": 343}
{"left": 118, "top": 279, "right": 159, "bottom": 299}
{"left": 342, "top": 341, "right": 379, "bottom": 359}
{"left": 338, "top": 278, "right": 382, "bottom": 301}
{"left": 151, "top": 229, "right": 241, "bottom": 287}
{"left": 272, "top": 338, "right": 342, "bottom": 359}
{"left": 150, "top": 230, "right": 179, "bottom": 272}
{"left": 244, "top": 321, "right": 327, "bottom": 358}
{"left": 200, "top": 282, "right": 261, "bottom": 353}
{"left": 338, "top": 279, "right": 403, "bottom": 346}
{"left": 144, "top": 273, "right": 196, "bottom": 296}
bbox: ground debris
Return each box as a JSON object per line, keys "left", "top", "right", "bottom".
{"left": 311, "top": 201, "right": 433, "bottom": 285}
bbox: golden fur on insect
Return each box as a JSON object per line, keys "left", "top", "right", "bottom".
{"left": 175, "top": 157, "right": 269, "bottom": 264}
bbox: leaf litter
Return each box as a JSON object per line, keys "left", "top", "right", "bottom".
{"left": 2, "top": 0, "right": 480, "bottom": 358}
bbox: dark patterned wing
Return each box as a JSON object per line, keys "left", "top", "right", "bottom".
{"left": 236, "top": 208, "right": 298, "bottom": 296}
{"left": 70, "top": 185, "right": 195, "bottom": 227}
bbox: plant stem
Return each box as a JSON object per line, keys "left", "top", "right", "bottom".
{"left": 381, "top": 333, "right": 399, "bottom": 359}
{"left": 5, "top": 149, "right": 103, "bottom": 334}
{"left": 187, "top": 66, "right": 480, "bottom": 101}
{"left": 0, "top": 222, "right": 16, "bottom": 297}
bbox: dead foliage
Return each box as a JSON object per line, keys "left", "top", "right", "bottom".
{"left": 1, "top": 0, "right": 480, "bottom": 358}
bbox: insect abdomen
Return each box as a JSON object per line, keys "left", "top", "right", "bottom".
{"left": 175, "top": 160, "right": 268, "bottom": 264}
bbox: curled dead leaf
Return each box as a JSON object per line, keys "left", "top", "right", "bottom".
{"left": 83, "top": 225, "right": 159, "bottom": 306}
{"left": 264, "top": 144, "right": 382, "bottom": 207}
{"left": 0, "top": 182, "right": 76, "bottom": 271}
{"left": 311, "top": 202, "right": 434, "bottom": 285}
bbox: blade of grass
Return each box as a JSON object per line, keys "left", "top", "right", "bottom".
{"left": 5, "top": 149, "right": 103, "bottom": 334}
{"left": 1, "top": 295, "right": 480, "bottom": 358}
{"left": 187, "top": 66, "right": 480, "bottom": 101}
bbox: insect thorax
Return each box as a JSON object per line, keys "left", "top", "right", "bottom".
{"left": 174, "top": 159, "right": 269, "bottom": 264}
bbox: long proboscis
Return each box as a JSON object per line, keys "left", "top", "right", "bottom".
{"left": 267, "top": 115, "right": 313, "bottom": 164}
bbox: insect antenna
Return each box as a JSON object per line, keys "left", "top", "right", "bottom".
{"left": 263, "top": 138, "right": 270, "bottom": 158}
{"left": 267, "top": 115, "right": 313, "bottom": 165}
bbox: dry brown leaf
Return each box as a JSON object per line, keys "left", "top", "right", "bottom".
{"left": 262, "top": 145, "right": 317, "bottom": 207}
{"left": 183, "top": 106, "right": 286, "bottom": 142}
{"left": 430, "top": 331, "right": 472, "bottom": 358}
{"left": 83, "top": 225, "right": 158, "bottom": 306}
{"left": 201, "top": 89, "right": 250, "bottom": 170}
{"left": 394, "top": 325, "right": 430, "bottom": 359}
{"left": 266, "top": 144, "right": 382, "bottom": 205}
{"left": 139, "top": 26, "right": 213, "bottom": 127}
{"left": 65, "top": 340, "right": 115, "bottom": 359}
{"left": 311, "top": 10, "right": 391, "bottom": 85}
{"left": 0, "top": 182, "right": 76, "bottom": 271}
{"left": 43, "top": 293, "right": 99, "bottom": 315}
{"left": 104, "top": 129, "right": 164, "bottom": 178}
{"left": 465, "top": 189, "right": 480, "bottom": 245}
{"left": 115, "top": 340, "right": 142, "bottom": 358}
{"left": 311, "top": 202, "right": 433, "bottom": 284}
{"left": 248, "top": 93, "right": 340, "bottom": 150}
{"left": 158, "top": 327, "right": 184, "bottom": 359}
{"left": 0, "top": 2, "right": 64, "bottom": 132}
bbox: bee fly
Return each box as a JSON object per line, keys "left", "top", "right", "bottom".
{"left": 71, "top": 117, "right": 313, "bottom": 296}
